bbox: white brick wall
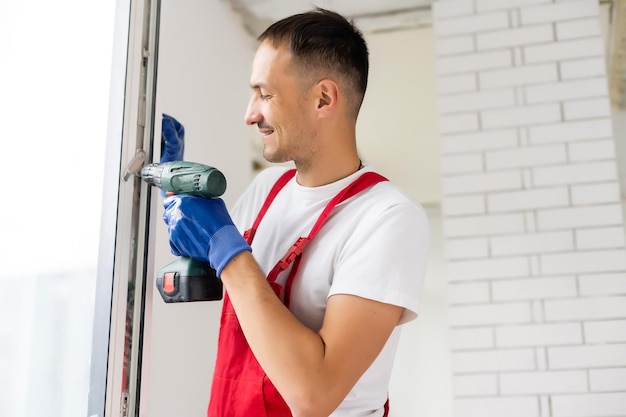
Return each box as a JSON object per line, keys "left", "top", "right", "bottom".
{"left": 443, "top": 195, "right": 486, "bottom": 216}
{"left": 548, "top": 344, "right": 626, "bottom": 368}
{"left": 445, "top": 237, "right": 489, "bottom": 258}
{"left": 524, "top": 38, "right": 605, "bottom": 64}
{"left": 444, "top": 212, "right": 525, "bottom": 237}
{"left": 533, "top": 162, "right": 618, "bottom": 186}
{"left": 571, "top": 182, "right": 621, "bottom": 205}
{"left": 520, "top": 0, "right": 599, "bottom": 24}
{"left": 524, "top": 78, "right": 608, "bottom": 104}
{"left": 435, "top": 12, "right": 509, "bottom": 37}
{"left": 476, "top": 0, "right": 549, "bottom": 13}
{"left": 437, "top": 73, "right": 477, "bottom": 94}
{"left": 451, "top": 348, "right": 536, "bottom": 373}
{"left": 500, "top": 370, "right": 588, "bottom": 394}
{"left": 449, "top": 327, "right": 494, "bottom": 350}
{"left": 579, "top": 272, "right": 626, "bottom": 295}
{"left": 560, "top": 57, "right": 606, "bottom": 79}
{"left": 438, "top": 89, "right": 516, "bottom": 113}
{"left": 541, "top": 249, "right": 626, "bottom": 274}
{"left": 492, "top": 276, "right": 578, "bottom": 300}
{"left": 544, "top": 296, "right": 626, "bottom": 321}
{"left": 590, "top": 368, "right": 626, "bottom": 391}
{"left": 496, "top": 322, "right": 583, "bottom": 346}
{"left": 576, "top": 226, "right": 626, "bottom": 249}
{"left": 454, "top": 397, "right": 538, "bottom": 417}
{"left": 453, "top": 374, "right": 498, "bottom": 396}
{"left": 440, "top": 129, "right": 518, "bottom": 153}
{"left": 476, "top": 25, "right": 553, "bottom": 50}
{"left": 491, "top": 230, "right": 574, "bottom": 254}
{"left": 569, "top": 139, "right": 616, "bottom": 161}
{"left": 447, "top": 256, "right": 530, "bottom": 280}
{"left": 529, "top": 118, "right": 613, "bottom": 144}
{"left": 482, "top": 103, "right": 562, "bottom": 129}
{"left": 584, "top": 320, "right": 626, "bottom": 343}
{"left": 556, "top": 18, "right": 602, "bottom": 40}
{"left": 449, "top": 302, "right": 532, "bottom": 326}
{"left": 479, "top": 63, "right": 558, "bottom": 89}
{"left": 432, "top": 0, "right": 626, "bottom": 415}
{"left": 486, "top": 145, "right": 567, "bottom": 171}
{"left": 437, "top": 50, "right": 512, "bottom": 75}
{"left": 443, "top": 171, "right": 523, "bottom": 195}
{"left": 563, "top": 98, "right": 612, "bottom": 120}
{"left": 551, "top": 393, "right": 626, "bottom": 417}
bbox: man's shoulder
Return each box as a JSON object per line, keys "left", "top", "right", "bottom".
{"left": 362, "top": 174, "right": 427, "bottom": 217}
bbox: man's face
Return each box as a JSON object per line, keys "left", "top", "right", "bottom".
{"left": 245, "top": 40, "right": 317, "bottom": 165}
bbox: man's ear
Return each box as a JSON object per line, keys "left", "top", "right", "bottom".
{"left": 315, "top": 79, "right": 339, "bottom": 113}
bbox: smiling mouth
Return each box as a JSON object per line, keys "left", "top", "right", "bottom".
{"left": 258, "top": 125, "right": 274, "bottom": 138}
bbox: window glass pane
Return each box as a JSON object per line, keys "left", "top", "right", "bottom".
{"left": 0, "top": 1, "right": 116, "bottom": 416}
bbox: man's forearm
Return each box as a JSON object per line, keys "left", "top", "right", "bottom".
{"left": 219, "top": 251, "right": 343, "bottom": 416}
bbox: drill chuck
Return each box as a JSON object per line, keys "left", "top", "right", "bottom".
{"left": 141, "top": 161, "right": 227, "bottom": 199}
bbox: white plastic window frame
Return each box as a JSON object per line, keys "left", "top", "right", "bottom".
{"left": 88, "top": 0, "right": 161, "bottom": 416}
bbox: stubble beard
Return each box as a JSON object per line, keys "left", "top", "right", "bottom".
{"left": 262, "top": 144, "right": 289, "bottom": 164}
{"left": 263, "top": 131, "right": 317, "bottom": 170}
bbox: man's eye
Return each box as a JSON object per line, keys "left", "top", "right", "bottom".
{"left": 260, "top": 93, "right": 271, "bottom": 100}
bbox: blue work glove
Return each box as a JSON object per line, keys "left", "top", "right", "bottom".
{"left": 163, "top": 194, "right": 252, "bottom": 276}
{"left": 160, "top": 113, "right": 185, "bottom": 163}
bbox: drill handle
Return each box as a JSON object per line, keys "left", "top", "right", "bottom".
{"left": 156, "top": 257, "right": 223, "bottom": 302}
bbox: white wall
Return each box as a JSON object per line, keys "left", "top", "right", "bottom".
{"left": 359, "top": 27, "right": 442, "bottom": 205}
{"left": 360, "top": 26, "right": 453, "bottom": 417}
{"left": 147, "top": 1, "right": 253, "bottom": 416}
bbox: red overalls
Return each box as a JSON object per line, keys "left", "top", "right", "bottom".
{"left": 207, "top": 169, "right": 390, "bottom": 417}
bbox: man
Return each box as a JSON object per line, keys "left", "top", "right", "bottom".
{"left": 163, "top": 8, "right": 429, "bottom": 417}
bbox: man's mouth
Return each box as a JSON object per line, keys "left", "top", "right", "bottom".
{"left": 258, "top": 124, "right": 274, "bottom": 138}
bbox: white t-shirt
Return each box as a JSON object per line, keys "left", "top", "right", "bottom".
{"left": 230, "top": 165, "right": 430, "bottom": 416}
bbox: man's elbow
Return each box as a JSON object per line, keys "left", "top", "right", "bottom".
{"left": 286, "top": 388, "right": 342, "bottom": 417}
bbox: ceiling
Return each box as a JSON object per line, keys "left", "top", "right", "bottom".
{"left": 226, "top": 0, "right": 434, "bottom": 35}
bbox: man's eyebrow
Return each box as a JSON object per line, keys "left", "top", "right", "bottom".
{"left": 250, "top": 82, "right": 268, "bottom": 90}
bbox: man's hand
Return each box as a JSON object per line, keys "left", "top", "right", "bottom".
{"left": 162, "top": 194, "right": 252, "bottom": 276}
{"left": 160, "top": 113, "right": 185, "bottom": 163}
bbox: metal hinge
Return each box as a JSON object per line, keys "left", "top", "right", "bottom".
{"left": 121, "top": 391, "right": 129, "bottom": 417}
{"left": 123, "top": 149, "right": 147, "bottom": 181}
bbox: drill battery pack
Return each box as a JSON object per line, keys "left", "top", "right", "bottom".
{"left": 156, "top": 257, "right": 223, "bottom": 302}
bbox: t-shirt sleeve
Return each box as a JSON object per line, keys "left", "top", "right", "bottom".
{"left": 328, "top": 201, "right": 430, "bottom": 324}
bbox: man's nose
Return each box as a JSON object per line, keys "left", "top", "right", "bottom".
{"left": 244, "top": 98, "right": 262, "bottom": 126}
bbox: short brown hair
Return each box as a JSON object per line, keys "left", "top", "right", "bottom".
{"left": 258, "top": 7, "right": 369, "bottom": 119}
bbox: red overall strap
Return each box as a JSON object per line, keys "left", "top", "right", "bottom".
{"left": 255, "top": 170, "right": 391, "bottom": 416}
{"left": 244, "top": 169, "right": 297, "bottom": 244}
{"left": 265, "top": 171, "right": 388, "bottom": 307}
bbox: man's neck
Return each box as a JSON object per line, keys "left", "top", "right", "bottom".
{"left": 295, "top": 155, "right": 362, "bottom": 187}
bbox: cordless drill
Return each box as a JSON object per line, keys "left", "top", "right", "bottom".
{"left": 141, "top": 160, "right": 227, "bottom": 303}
